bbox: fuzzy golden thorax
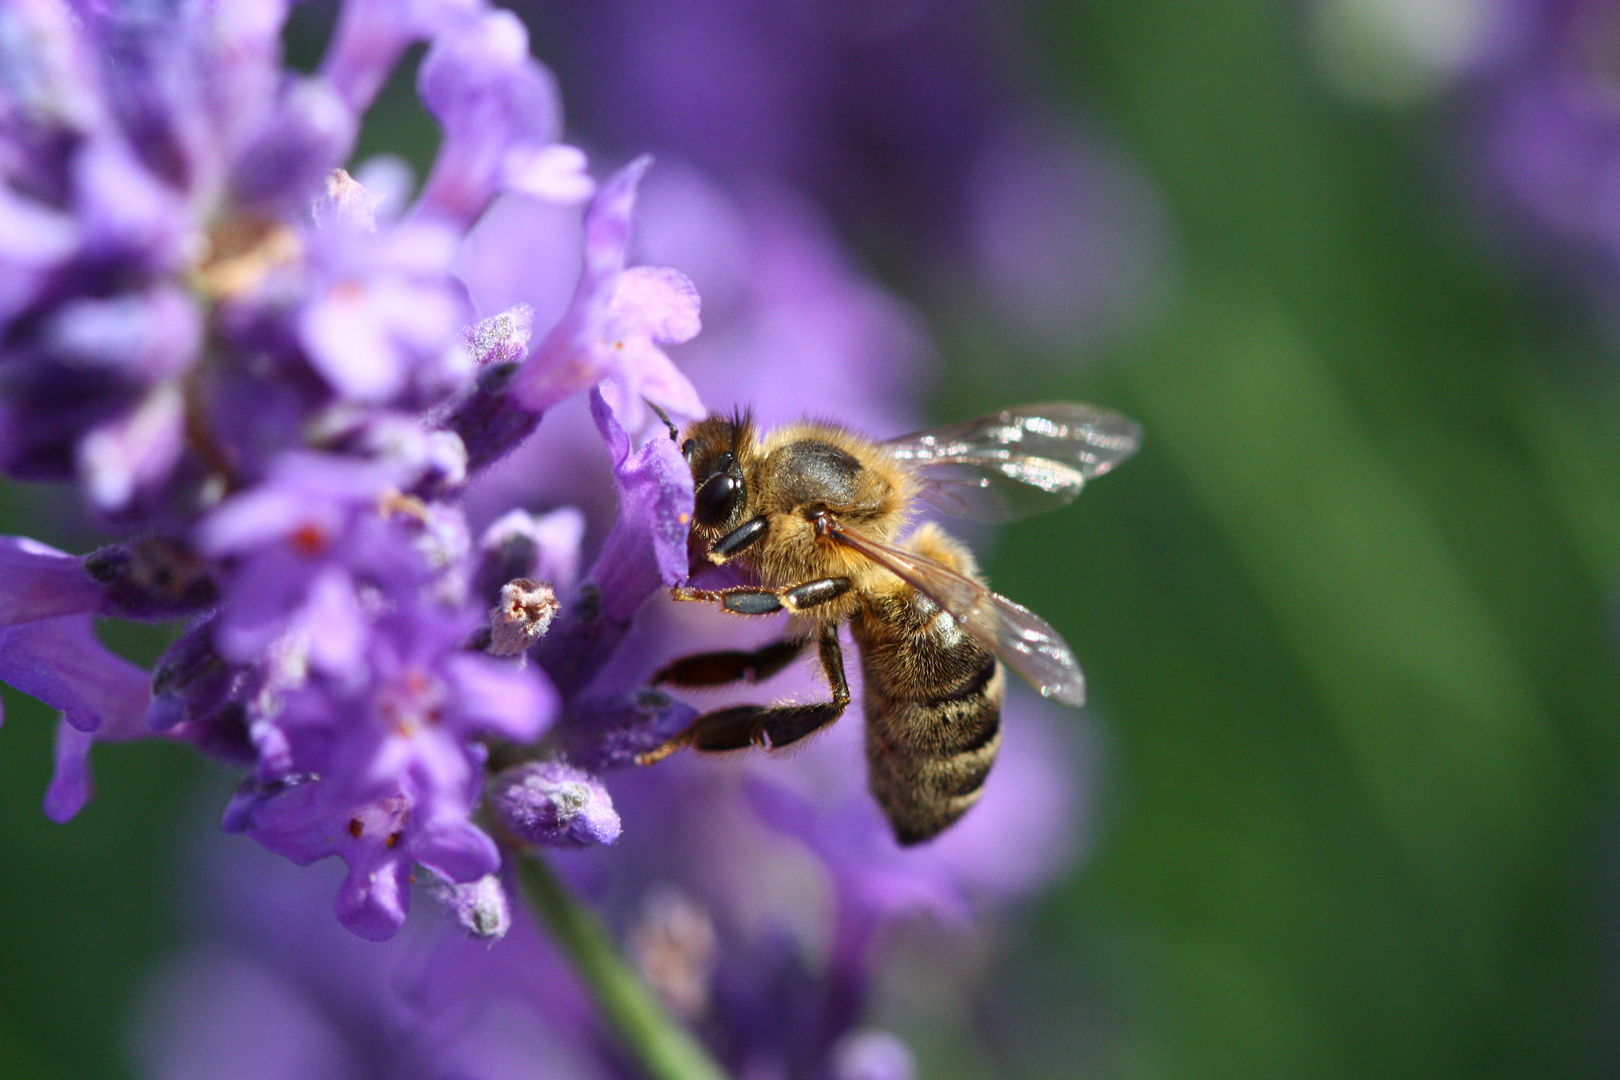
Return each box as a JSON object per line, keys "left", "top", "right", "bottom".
{"left": 680, "top": 415, "right": 918, "bottom": 626}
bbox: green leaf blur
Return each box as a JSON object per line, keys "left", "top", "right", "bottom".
{"left": 921, "top": 2, "right": 1620, "bottom": 1078}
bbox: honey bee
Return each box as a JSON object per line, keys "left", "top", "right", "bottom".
{"left": 637, "top": 403, "right": 1140, "bottom": 844}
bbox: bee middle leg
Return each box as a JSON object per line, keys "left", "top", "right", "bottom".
{"left": 636, "top": 627, "right": 850, "bottom": 764}
{"left": 652, "top": 636, "right": 807, "bottom": 688}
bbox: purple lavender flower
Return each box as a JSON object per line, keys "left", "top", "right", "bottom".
{"left": 0, "top": 0, "right": 1110, "bottom": 1075}
{"left": 0, "top": 0, "right": 705, "bottom": 941}
{"left": 511, "top": 158, "right": 705, "bottom": 434}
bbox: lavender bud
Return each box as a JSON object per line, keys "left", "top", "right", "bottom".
{"left": 489, "top": 759, "right": 620, "bottom": 847}
{"left": 485, "top": 577, "right": 558, "bottom": 657}
{"left": 443, "top": 357, "right": 541, "bottom": 473}
{"left": 83, "top": 536, "right": 218, "bottom": 619}
{"left": 431, "top": 872, "right": 511, "bottom": 940}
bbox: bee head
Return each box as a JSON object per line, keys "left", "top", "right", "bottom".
{"left": 681, "top": 412, "right": 753, "bottom": 532}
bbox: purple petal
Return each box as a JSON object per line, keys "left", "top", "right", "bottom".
{"left": 536, "top": 392, "right": 694, "bottom": 695}
{"left": 610, "top": 265, "right": 703, "bottom": 344}
{"left": 511, "top": 159, "right": 705, "bottom": 429}
{"left": 581, "top": 156, "right": 651, "bottom": 282}
{"left": 77, "top": 382, "right": 186, "bottom": 511}
{"left": 414, "top": 10, "right": 563, "bottom": 228}
{"left": 592, "top": 390, "right": 694, "bottom": 592}
{"left": 71, "top": 136, "right": 188, "bottom": 269}
{"left": 44, "top": 720, "right": 94, "bottom": 823}
{"left": 320, "top": 0, "right": 480, "bottom": 112}
{"left": 475, "top": 506, "right": 586, "bottom": 601}
{"left": 830, "top": 1030, "right": 916, "bottom": 1080}
{"left": 442, "top": 651, "right": 556, "bottom": 742}
{"left": 41, "top": 286, "right": 201, "bottom": 380}
{"left": 197, "top": 453, "right": 400, "bottom": 555}
{"left": 0, "top": 615, "right": 151, "bottom": 734}
{"left": 335, "top": 854, "right": 412, "bottom": 941}
{"left": 0, "top": 536, "right": 105, "bottom": 625}
{"left": 229, "top": 75, "right": 356, "bottom": 215}
{"left": 502, "top": 143, "right": 595, "bottom": 204}
{"left": 550, "top": 689, "right": 696, "bottom": 772}
{"left": 0, "top": 188, "right": 78, "bottom": 324}
{"left": 413, "top": 814, "right": 501, "bottom": 882}
{"left": 299, "top": 566, "right": 368, "bottom": 674}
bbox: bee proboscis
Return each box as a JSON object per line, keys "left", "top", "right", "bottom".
{"left": 639, "top": 403, "right": 1140, "bottom": 844}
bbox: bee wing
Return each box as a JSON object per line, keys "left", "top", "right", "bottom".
{"left": 884, "top": 402, "right": 1142, "bottom": 522}
{"left": 826, "top": 522, "right": 1086, "bottom": 706}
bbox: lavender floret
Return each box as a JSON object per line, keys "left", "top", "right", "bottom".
{"left": 490, "top": 759, "right": 622, "bottom": 848}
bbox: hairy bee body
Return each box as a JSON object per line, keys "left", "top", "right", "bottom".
{"left": 851, "top": 524, "right": 1004, "bottom": 843}
{"left": 648, "top": 402, "right": 1137, "bottom": 844}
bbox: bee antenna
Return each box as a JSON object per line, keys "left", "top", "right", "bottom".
{"left": 644, "top": 398, "right": 680, "bottom": 443}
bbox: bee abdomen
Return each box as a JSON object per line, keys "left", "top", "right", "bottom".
{"left": 861, "top": 642, "right": 1006, "bottom": 846}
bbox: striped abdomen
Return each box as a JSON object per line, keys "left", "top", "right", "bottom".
{"left": 852, "top": 577, "right": 1006, "bottom": 846}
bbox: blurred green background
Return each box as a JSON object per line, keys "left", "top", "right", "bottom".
{"left": 4, "top": 1, "right": 1620, "bottom": 1078}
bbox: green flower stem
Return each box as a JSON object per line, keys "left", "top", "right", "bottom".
{"left": 516, "top": 852, "right": 730, "bottom": 1080}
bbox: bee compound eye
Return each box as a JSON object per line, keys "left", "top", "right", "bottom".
{"left": 693, "top": 472, "right": 741, "bottom": 526}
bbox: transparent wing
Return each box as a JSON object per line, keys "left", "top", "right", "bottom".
{"left": 885, "top": 402, "right": 1142, "bottom": 522}
{"left": 827, "top": 523, "right": 1086, "bottom": 706}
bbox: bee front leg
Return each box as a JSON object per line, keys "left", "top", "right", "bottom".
{"left": 670, "top": 577, "right": 852, "bottom": 615}
{"left": 636, "top": 626, "right": 851, "bottom": 764}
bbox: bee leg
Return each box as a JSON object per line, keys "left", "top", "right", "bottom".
{"left": 651, "top": 637, "right": 807, "bottom": 687}
{"left": 635, "top": 627, "right": 850, "bottom": 764}
{"left": 707, "top": 516, "right": 769, "bottom": 563}
{"left": 670, "top": 577, "right": 852, "bottom": 615}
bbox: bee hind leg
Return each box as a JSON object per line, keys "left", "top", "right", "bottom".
{"left": 635, "top": 627, "right": 850, "bottom": 764}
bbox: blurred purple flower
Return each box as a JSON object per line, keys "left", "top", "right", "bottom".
{"left": 219, "top": 602, "right": 555, "bottom": 939}
{"left": 1470, "top": 0, "right": 1620, "bottom": 318}
{"left": 131, "top": 837, "right": 608, "bottom": 1080}
{"left": 519, "top": 0, "right": 1172, "bottom": 351}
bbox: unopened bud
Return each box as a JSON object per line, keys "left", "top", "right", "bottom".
{"left": 84, "top": 535, "right": 217, "bottom": 618}
{"left": 432, "top": 872, "right": 510, "bottom": 940}
{"left": 489, "top": 759, "right": 620, "bottom": 847}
